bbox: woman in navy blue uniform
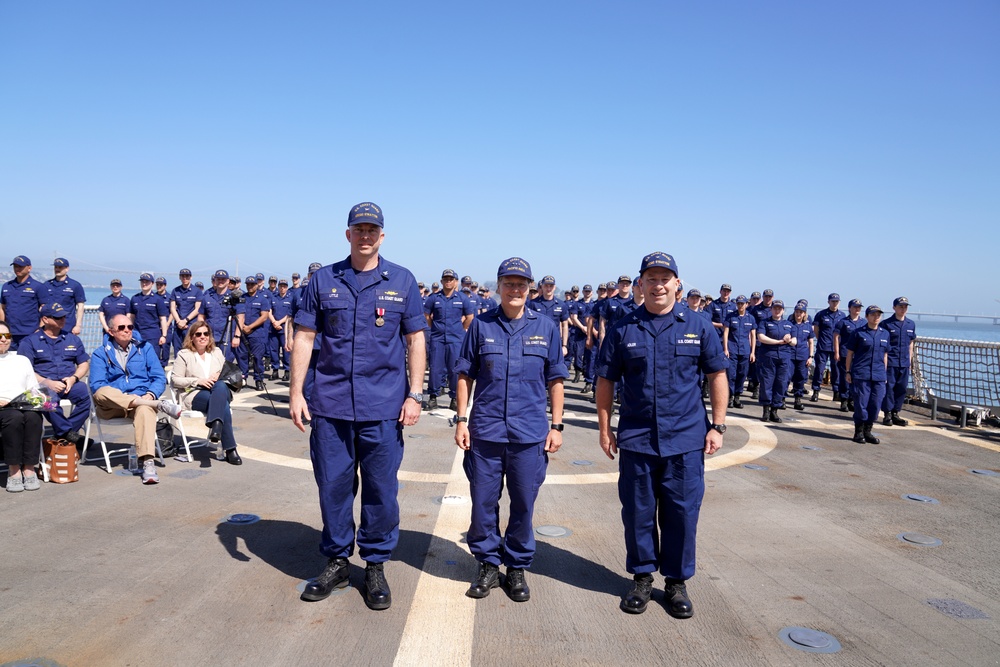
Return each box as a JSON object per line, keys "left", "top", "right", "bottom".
{"left": 722, "top": 295, "right": 756, "bottom": 409}
{"left": 789, "top": 302, "right": 815, "bottom": 411}
{"left": 454, "top": 257, "right": 567, "bottom": 603}
{"left": 833, "top": 299, "right": 864, "bottom": 412}
{"left": 98, "top": 279, "right": 132, "bottom": 335}
{"left": 845, "top": 305, "right": 891, "bottom": 444}
{"left": 880, "top": 297, "right": 917, "bottom": 427}
{"left": 756, "top": 300, "right": 797, "bottom": 423}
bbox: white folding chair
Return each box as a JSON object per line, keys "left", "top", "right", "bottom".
{"left": 165, "top": 371, "right": 211, "bottom": 461}
{"left": 82, "top": 383, "right": 165, "bottom": 473}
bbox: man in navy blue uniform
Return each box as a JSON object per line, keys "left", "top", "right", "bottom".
{"left": 756, "top": 300, "right": 797, "bottom": 423}
{"left": 169, "top": 269, "right": 203, "bottom": 361}
{"left": 268, "top": 279, "right": 294, "bottom": 381}
{"left": 200, "top": 270, "right": 235, "bottom": 347}
{"left": 423, "top": 269, "right": 474, "bottom": 411}
{"left": 566, "top": 289, "right": 587, "bottom": 380}
{"left": 529, "top": 275, "right": 570, "bottom": 358}
{"left": 810, "top": 293, "right": 845, "bottom": 402}
{"left": 98, "top": 279, "right": 132, "bottom": 335}
{"left": 576, "top": 284, "right": 596, "bottom": 391}
{"left": 833, "top": 299, "right": 864, "bottom": 412}
{"left": 708, "top": 283, "right": 737, "bottom": 339}
{"left": 154, "top": 277, "right": 172, "bottom": 365}
{"left": 454, "top": 257, "right": 567, "bottom": 602}
{"left": 18, "top": 303, "right": 92, "bottom": 445}
{"left": 289, "top": 272, "right": 303, "bottom": 301}
{"left": 880, "top": 297, "right": 917, "bottom": 427}
{"left": 723, "top": 295, "right": 756, "bottom": 409}
{"left": 846, "top": 305, "right": 891, "bottom": 444}
{"left": 239, "top": 276, "right": 271, "bottom": 391}
{"left": 290, "top": 202, "right": 426, "bottom": 611}
{"left": 597, "top": 252, "right": 728, "bottom": 619}
{"left": 44, "top": 258, "right": 87, "bottom": 335}
{"left": 0, "top": 255, "right": 44, "bottom": 347}
{"left": 130, "top": 273, "right": 170, "bottom": 364}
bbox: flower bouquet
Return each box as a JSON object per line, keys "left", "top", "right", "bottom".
{"left": 6, "top": 386, "right": 60, "bottom": 412}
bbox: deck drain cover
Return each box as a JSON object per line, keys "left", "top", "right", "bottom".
{"left": 572, "top": 460, "right": 594, "bottom": 466}
{"left": 801, "top": 445, "right": 822, "bottom": 451}
{"left": 898, "top": 533, "right": 942, "bottom": 547}
{"left": 778, "top": 627, "right": 841, "bottom": 653}
{"left": 225, "top": 513, "right": 261, "bottom": 525}
{"left": 744, "top": 464, "right": 768, "bottom": 470}
{"left": 169, "top": 469, "right": 209, "bottom": 479}
{"left": 296, "top": 579, "right": 350, "bottom": 595}
{"left": 435, "top": 495, "right": 469, "bottom": 505}
{"left": 926, "top": 599, "right": 990, "bottom": 619}
{"left": 902, "top": 494, "right": 939, "bottom": 504}
{"left": 969, "top": 469, "right": 1000, "bottom": 477}
{"left": 407, "top": 434, "right": 427, "bottom": 439}
{"left": 536, "top": 525, "right": 572, "bottom": 538}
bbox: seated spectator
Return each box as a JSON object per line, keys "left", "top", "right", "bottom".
{"left": 18, "top": 303, "right": 92, "bottom": 446}
{"left": 170, "top": 322, "right": 242, "bottom": 465}
{"left": 0, "top": 321, "right": 44, "bottom": 492}
{"left": 89, "top": 314, "right": 182, "bottom": 485}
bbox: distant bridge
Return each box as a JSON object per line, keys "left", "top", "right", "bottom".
{"left": 803, "top": 308, "right": 1000, "bottom": 325}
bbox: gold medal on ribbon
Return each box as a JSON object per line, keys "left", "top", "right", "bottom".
{"left": 376, "top": 307, "right": 385, "bottom": 327}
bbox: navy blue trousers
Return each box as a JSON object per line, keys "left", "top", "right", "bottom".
{"left": 584, "top": 342, "right": 597, "bottom": 384}
{"left": 619, "top": 448, "right": 704, "bottom": 580}
{"left": 138, "top": 328, "right": 166, "bottom": 368}
{"left": 268, "top": 328, "right": 289, "bottom": 370}
{"left": 568, "top": 331, "right": 586, "bottom": 372}
{"left": 310, "top": 417, "right": 403, "bottom": 563}
{"left": 427, "top": 337, "right": 461, "bottom": 399}
{"left": 883, "top": 366, "right": 910, "bottom": 413}
{"left": 852, "top": 379, "right": 886, "bottom": 423}
{"left": 46, "top": 381, "right": 91, "bottom": 436}
{"left": 160, "top": 325, "right": 174, "bottom": 366}
{"left": 836, "top": 356, "right": 851, "bottom": 397}
{"left": 812, "top": 349, "right": 839, "bottom": 392}
{"left": 757, "top": 356, "right": 791, "bottom": 407}
{"left": 245, "top": 332, "right": 268, "bottom": 381}
{"left": 791, "top": 359, "right": 810, "bottom": 397}
{"left": 467, "top": 439, "right": 547, "bottom": 568}
{"left": 727, "top": 354, "right": 750, "bottom": 396}
{"left": 189, "top": 383, "right": 237, "bottom": 451}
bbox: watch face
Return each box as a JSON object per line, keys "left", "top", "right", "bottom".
{"left": 714, "top": 424, "right": 727, "bottom": 434}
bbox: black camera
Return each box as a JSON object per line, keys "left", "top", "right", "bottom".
{"left": 222, "top": 293, "right": 245, "bottom": 308}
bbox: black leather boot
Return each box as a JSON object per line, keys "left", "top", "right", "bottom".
{"left": 727, "top": 396, "right": 734, "bottom": 408}
{"left": 732, "top": 395, "right": 743, "bottom": 409}
{"left": 466, "top": 562, "right": 500, "bottom": 599}
{"left": 426, "top": 395, "right": 438, "bottom": 410}
{"left": 301, "top": 557, "right": 350, "bottom": 601}
{"left": 883, "top": 414, "right": 894, "bottom": 426}
{"left": 620, "top": 573, "right": 653, "bottom": 614}
{"left": 760, "top": 406, "right": 770, "bottom": 422}
{"left": 810, "top": 389, "right": 820, "bottom": 403}
{"left": 839, "top": 399, "right": 849, "bottom": 412}
{"left": 863, "top": 422, "right": 880, "bottom": 444}
{"left": 364, "top": 562, "right": 392, "bottom": 610}
{"left": 503, "top": 568, "right": 530, "bottom": 602}
{"left": 852, "top": 423, "right": 865, "bottom": 443}
{"left": 891, "top": 411, "right": 908, "bottom": 426}
{"left": 768, "top": 407, "right": 782, "bottom": 423}
{"left": 664, "top": 579, "right": 694, "bottom": 619}
{"left": 793, "top": 397, "right": 804, "bottom": 411}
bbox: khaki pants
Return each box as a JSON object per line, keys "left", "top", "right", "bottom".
{"left": 93, "top": 387, "right": 158, "bottom": 458}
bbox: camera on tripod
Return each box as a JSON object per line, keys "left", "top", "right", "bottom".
{"left": 222, "top": 293, "right": 245, "bottom": 308}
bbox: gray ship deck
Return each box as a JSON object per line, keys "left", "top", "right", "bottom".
{"left": 3, "top": 378, "right": 999, "bottom": 666}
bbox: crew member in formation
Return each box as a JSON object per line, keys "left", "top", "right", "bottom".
{"left": 833, "top": 299, "right": 864, "bottom": 412}
{"left": 423, "top": 269, "right": 474, "bottom": 411}
{"left": 811, "top": 293, "right": 845, "bottom": 402}
{"left": 789, "top": 301, "right": 815, "bottom": 411}
{"left": 756, "top": 300, "right": 796, "bottom": 423}
{"left": 723, "top": 295, "right": 756, "bottom": 409}
{"left": 881, "top": 297, "right": 916, "bottom": 427}
{"left": 845, "top": 305, "right": 891, "bottom": 444}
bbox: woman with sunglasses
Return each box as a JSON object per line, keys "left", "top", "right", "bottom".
{"left": 171, "top": 322, "right": 241, "bottom": 464}
{"left": 0, "top": 321, "right": 44, "bottom": 492}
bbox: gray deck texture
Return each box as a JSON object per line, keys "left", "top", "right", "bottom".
{"left": 2, "top": 377, "right": 999, "bottom": 667}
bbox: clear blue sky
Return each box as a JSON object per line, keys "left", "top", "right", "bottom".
{"left": 2, "top": 1, "right": 997, "bottom": 313}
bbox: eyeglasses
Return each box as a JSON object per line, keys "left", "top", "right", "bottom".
{"left": 193, "top": 331, "right": 211, "bottom": 338}
{"left": 0, "top": 333, "right": 11, "bottom": 341}
{"left": 115, "top": 324, "right": 135, "bottom": 332}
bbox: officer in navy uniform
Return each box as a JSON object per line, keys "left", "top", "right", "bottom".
{"left": 200, "top": 269, "right": 235, "bottom": 347}
{"left": 722, "top": 295, "right": 756, "bottom": 409}
{"left": 239, "top": 276, "right": 272, "bottom": 391}
{"left": 833, "top": 299, "right": 864, "bottom": 412}
{"left": 596, "top": 251, "right": 728, "bottom": 618}
{"left": 756, "top": 300, "right": 797, "bottom": 423}
{"left": 98, "top": 279, "right": 131, "bottom": 335}
{"left": 296, "top": 262, "right": 324, "bottom": 405}
{"left": 528, "top": 276, "right": 570, "bottom": 359}
{"left": 0, "top": 255, "right": 45, "bottom": 348}
{"left": 130, "top": 273, "right": 170, "bottom": 366}
{"left": 291, "top": 202, "right": 426, "bottom": 611}
{"left": 267, "top": 276, "right": 279, "bottom": 297}
{"left": 845, "top": 305, "right": 891, "bottom": 444}
{"left": 746, "top": 290, "right": 771, "bottom": 398}
{"left": 576, "top": 284, "right": 596, "bottom": 391}
{"left": 583, "top": 284, "right": 607, "bottom": 396}
{"left": 810, "top": 294, "right": 845, "bottom": 402}
{"left": 880, "top": 297, "right": 917, "bottom": 427}
{"left": 289, "top": 273, "right": 303, "bottom": 301}
{"left": 423, "top": 269, "right": 474, "bottom": 411}
{"left": 566, "top": 288, "right": 587, "bottom": 380}
{"left": 267, "top": 279, "right": 294, "bottom": 381}
{"left": 789, "top": 301, "right": 816, "bottom": 411}
{"left": 708, "top": 283, "right": 737, "bottom": 340}
{"left": 44, "top": 258, "right": 87, "bottom": 335}
{"left": 169, "top": 269, "right": 203, "bottom": 361}
{"left": 455, "top": 257, "right": 567, "bottom": 602}
{"left": 17, "top": 303, "right": 92, "bottom": 445}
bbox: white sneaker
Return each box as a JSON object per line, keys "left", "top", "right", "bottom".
{"left": 22, "top": 473, "right": 40, "bottom": 491}
{"left": 5, "top": 474, "right": 23, "bottom": 493}
{"left": 158, "top": 399, "right": 183, "bottom": 420}
{"left": 141, "top": 460, "right": 159, "bottom": 485}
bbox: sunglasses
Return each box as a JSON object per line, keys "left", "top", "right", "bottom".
{"left": 192, "top": 331, "right": 211, "bottom": 338}
{"left": 115, "top": 324, "right": 135, "bottom": 332}
{"left": 0, "top": 333, "right": 11, "bottom": 340}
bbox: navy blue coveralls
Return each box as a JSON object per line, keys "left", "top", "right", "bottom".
{"left": 834, "top": 316, "right": 863, "bottom": 397}
{"left": 725, "top": 312, "right": 755, "bottom": 396}
{"left": 757, "top": 317, "right": 796, "bottom": 408}
{"left": 709, "top": 299, "right": 738, "bottom": 339}
{"left": 846, "top": 326, "right": 890, "bottom": 423}
{"left": 242, "top": 289, "right": 271, "bottom": 382}
{"left": 881, "top": 316, "right": 916, "bottom": 414}
{"left": 565, "top": 298, "right": 585, "bottom": 372}
{"left": 424, "top": 291, "right": 474, "bottom": 400}
{"left": 17, "top": 330, "right": 91, "bottom": 437}
{"left": 811, "top": 308, "right": 845, "bottom": 392}
{"left": 790, "top": 320, "right": 815, "bottom": 397}
{"left": 170, "top": 285, "right": 203, "bottom": 359}
{"left": 596, "top": 306, "right": 727, "bottom": 580}
{"left": 269, "top": 292, "right": 294, "bottom": 371}
{"left": 44, "top": 277, "right": 86, "bottom": 334}
{"left": 455, "top": 308, "right": 567, "bottom": 568}
{"left": 294, "top": 256, "right": 425, "bottom": 563}
{"left": 129, "top": 292, "right": 169, "bottom": 368}
{"left": 99, "top": 293, "right": 131, "bottom": 326}
{"left": 1, "top": 277, "right": 44, "bottom": 347}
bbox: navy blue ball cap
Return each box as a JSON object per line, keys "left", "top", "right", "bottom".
{"left": 278, "top": 278, "right": 288, "bottom": 286}
{"left": 751, "top": 291, "right": 762, "bottom": 298}
{"left": 849, "top": 298, "right": 863, "bottom": 308}
{"left": 11, "top": 255, "right": 31, "bottom": 266}
{"left": 442, "top": 269, "right": 459, "bottom": 280}
{"left": 866, "top": 304, "right": 883, "bottom": 315}
{"left": 195, "top": 282, "right": 204, "bottom": 289}
{"left": 597, "top": 284, "right": 607, "bottom": 291}
{"left": 571, "top": 285, "right": 580, "bottom": 292}
{"left": 461, "top": 275, "right": 473, "bottom": 284}
{"left": 540, "top": 275, "right": 556, "bottom": 286}
{"left": 291, "top": 272, "right": 301, "bottom": 279}
{"left": 179, "top": 268, "right": 192, "bottom": 276}
{"left": 110, "top": 278, "right": 122, "bottom": 286}
{"left": 139, "top": 272, "right": 154, "bottom": 282}
{"left": 254, "top": 273, "right": 264, "bottom": 281}
{"left": 893, "top": 296, "right": 910, "bottom": 307}
{"left": 245, "top": 276, "right": 256, "bottom": 284}
{"left": 583, "top": 284, "right": 592, "bottom": 291}
{"left": 763, "top": 289, "right": 774, "bottom": 297}
{"left": 268, "top": 275, "right": 277, "bottom": 282}
{"left": 618, "top": 274, "right": 632, "bottom": 284}
{"left": 771, "top": 300, "right": 785, "bottom": 308}
{"left": 497, "top": 257, "right": 533, "bottom": 281}
{"left": 687, "top": 289, "right": 701, "bottom": 298}
{"left": 214, "top": 269, "right": 229, "bottom": 280}
{"left": 736, "top": 295, "right": 748, "bottom": 304}
{"left": 798, "top": 299, "right": 809, "bottom": 308}
{"left": 348, "top": 201, "right": 384, "bottom": 228}
{"left": 308, "top": 262, "right": 322, "bottom": 272}
{"left": 639, "top": 251, "right": 678, "bottom": 277}
{"left": 720, "top": 283, "right": 732, "bottom": 291}
{"left": 155, "top": 276, "right": 167, "bottom": 284}
{"left": 53, "top": 257, "right": 69, "bottom": 268}
{"left": 40, "top": 302, "right": 67, "bottom": 318}
{"left": 795, "top": 300, "right": 808, "bottom": 311}
{"left": 828, "top": 293, "right": 840, "bottom": 301}
{"left": 230, "top": 275, "right": 240, "bottom": 283}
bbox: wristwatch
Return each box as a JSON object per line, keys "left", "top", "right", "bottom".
{"left": 710, "top": 423, "right": 727, "bottom": 434}
{"left": 407, "top": 392, "right": 423, "bottom": 403}
{"left": 550, "top": 423, "right": 564, "bottom": 432}
{"left": 455, "top": 416, "right": 468, "bottom": 423}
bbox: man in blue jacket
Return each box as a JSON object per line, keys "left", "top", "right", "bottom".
{"left": 89, "top": 314, "right": 182, "bottom": 484}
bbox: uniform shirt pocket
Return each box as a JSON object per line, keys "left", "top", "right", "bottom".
{"left": 478, "top": 344, "right": 505, "bottom": 381}
{"left": 320, "top": 298, "right": 350, "bottom": 336}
